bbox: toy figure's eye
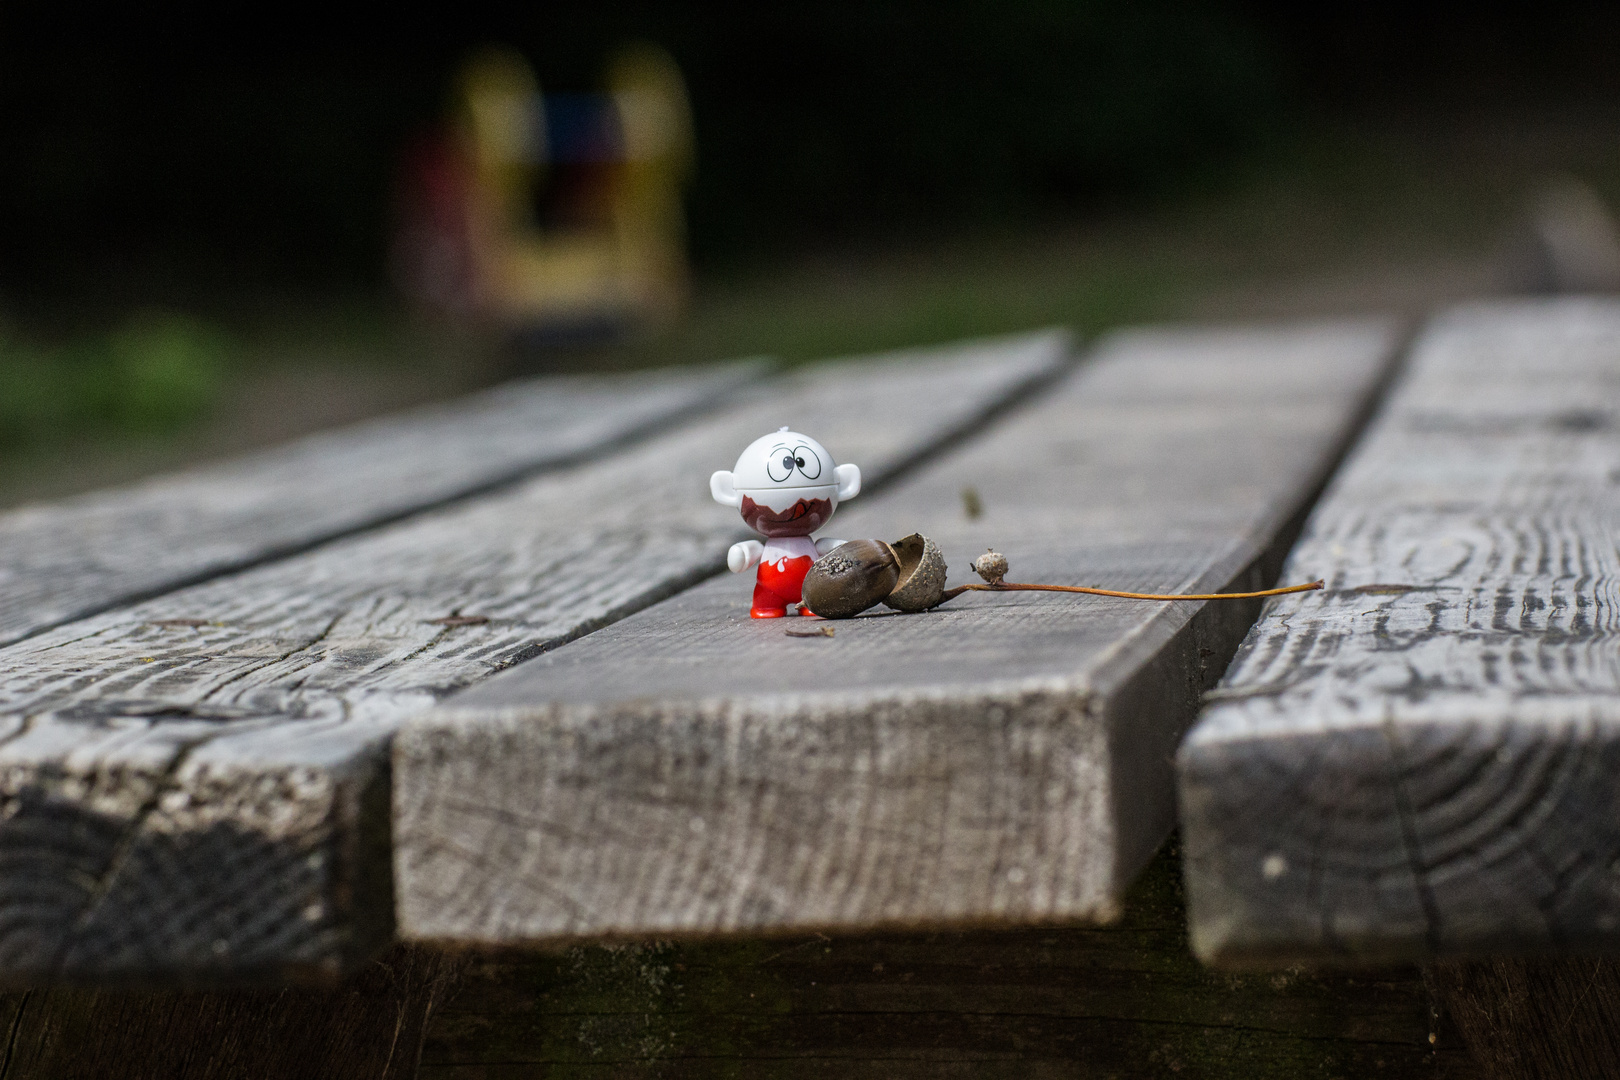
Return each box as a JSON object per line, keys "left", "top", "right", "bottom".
{"left": 793, "top": 445, "right": 822, "bottom": 479}
{"left": 767, "top": 452, "right": 793, "bottom": 482}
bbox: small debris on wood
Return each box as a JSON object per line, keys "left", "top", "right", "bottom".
{"left": 149, "top": 618, "right": 214, "bottom": 628}
{"left": 426, "top": 615, "right": 491, "bottom": 627}
{"left": 785, "top": 626, "right": 835, "bottom": 638}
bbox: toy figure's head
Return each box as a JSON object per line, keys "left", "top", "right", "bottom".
{"left": 710, "top": 427, "right": 862, "bottom": 537}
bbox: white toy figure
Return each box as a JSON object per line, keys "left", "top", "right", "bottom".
{"left": 711, "top": 427, "right": 862, "bottom": 617}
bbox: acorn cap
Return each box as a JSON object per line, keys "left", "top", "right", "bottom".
{"left": 882, "top": 533, "right": 948, "bottom": 611}
{"left": 801, "top": 540, "right": 899, "bottom": 619}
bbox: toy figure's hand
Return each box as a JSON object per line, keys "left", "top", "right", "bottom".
{"left": 727, "top": 540, "right": 764, "bottom": 573}
{"left": 814, "top": 537, "right": 846, "bottom": 556}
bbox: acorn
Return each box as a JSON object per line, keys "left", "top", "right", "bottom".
{"left": 801, "top": 539, "right": 899, "bottom": 618}
{"left": 882, "top": 533, "right": 948, "bottom": 612}
{"left": 802, "top": 534, "right": 950, "bottom": 618}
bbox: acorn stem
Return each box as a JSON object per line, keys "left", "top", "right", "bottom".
{"left": 935, "top": 579, "right": 1323, "bottom": 605}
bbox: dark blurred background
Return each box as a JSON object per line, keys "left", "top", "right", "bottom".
{"left": 3, "top": 1, "right": 1617, "bottom": 295}
{"left": 1, "top": 1, "right": 1618, "bottom": 500}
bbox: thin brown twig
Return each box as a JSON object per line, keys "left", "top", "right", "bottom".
{"left": 937, "top": 579, "right": 1324, "bottom": 604}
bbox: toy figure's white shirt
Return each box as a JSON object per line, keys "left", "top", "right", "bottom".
{"left": 765, "top": 536, "right": 818, "bottom": 566}
{"left": 726, "top": 535, "right": 847, "bottom": 573}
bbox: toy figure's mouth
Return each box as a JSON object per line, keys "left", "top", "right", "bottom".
{"left": 740, "top": 495, "right": 833, "bottom": 537}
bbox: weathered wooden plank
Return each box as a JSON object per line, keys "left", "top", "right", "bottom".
{"left": 414, "top": 838, "right": 1475, "bottom": 1080}
{"left": 0, "top": 361, "right": 765, "bottom": 647}
{"left": 0, "top": 331, "right": 1067, "bottom": 984}
{"left": 393, "top": 319, "right": 1398, "bottom": 945}
{"left": 1179, "top": 298, "right": 1620, "bottom": 970}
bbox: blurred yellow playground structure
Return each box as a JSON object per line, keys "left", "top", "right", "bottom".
{"left": 392, "top": 44, "right": 694, "bottom": 340}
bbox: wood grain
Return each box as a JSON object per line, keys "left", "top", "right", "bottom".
{"left": 0, "top": 331, "right": 1069, "bottom": 984}
{"left": 1179, "top": 298, "right": 1620, "bottom": 969}
{"left": 0, "top": 361, "right": 765, "bottom": 648}
{"left": 394, "top": 319, "right": 1398, "bottom": 945}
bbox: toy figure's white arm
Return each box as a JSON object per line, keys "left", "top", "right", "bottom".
{"left": 814, "top": 537, "right": 845, "bottom": 556}
{"left": 727, "top": 540, "right": 764, "bottom": 573}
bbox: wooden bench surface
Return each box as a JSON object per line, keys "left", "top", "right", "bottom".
{"left": 0, "top": 332, "right": 1065, "bottom": 983}
{"left": 0, "top": 362, "right": 764, "bottom": 648}
{"left": 393, "top": 319, "right": 1398, "bottom": 946}
{"left": 1179, "top": 298, "right": 1620, "bottom": 967}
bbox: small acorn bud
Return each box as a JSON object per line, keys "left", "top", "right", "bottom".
{"left": 801, "top": 540, "right": 899, "bottom": 619}
{"left": 972, "top": 549, "right": 1008, "bottom": 586}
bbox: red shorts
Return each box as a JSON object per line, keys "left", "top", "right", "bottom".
{"left": 752, "top": 555, "right": 814, "bottom": 617}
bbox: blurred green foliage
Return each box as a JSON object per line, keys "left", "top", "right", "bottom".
{"left": 0, "top": 315, "right": 224, "bottom": 447}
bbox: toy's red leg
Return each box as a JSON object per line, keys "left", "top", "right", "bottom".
{"left": 750, "top": 580, "right": 793, "bottom": 618}
{"left": 755, "top": 555, "right": 814, "bottom": 617}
